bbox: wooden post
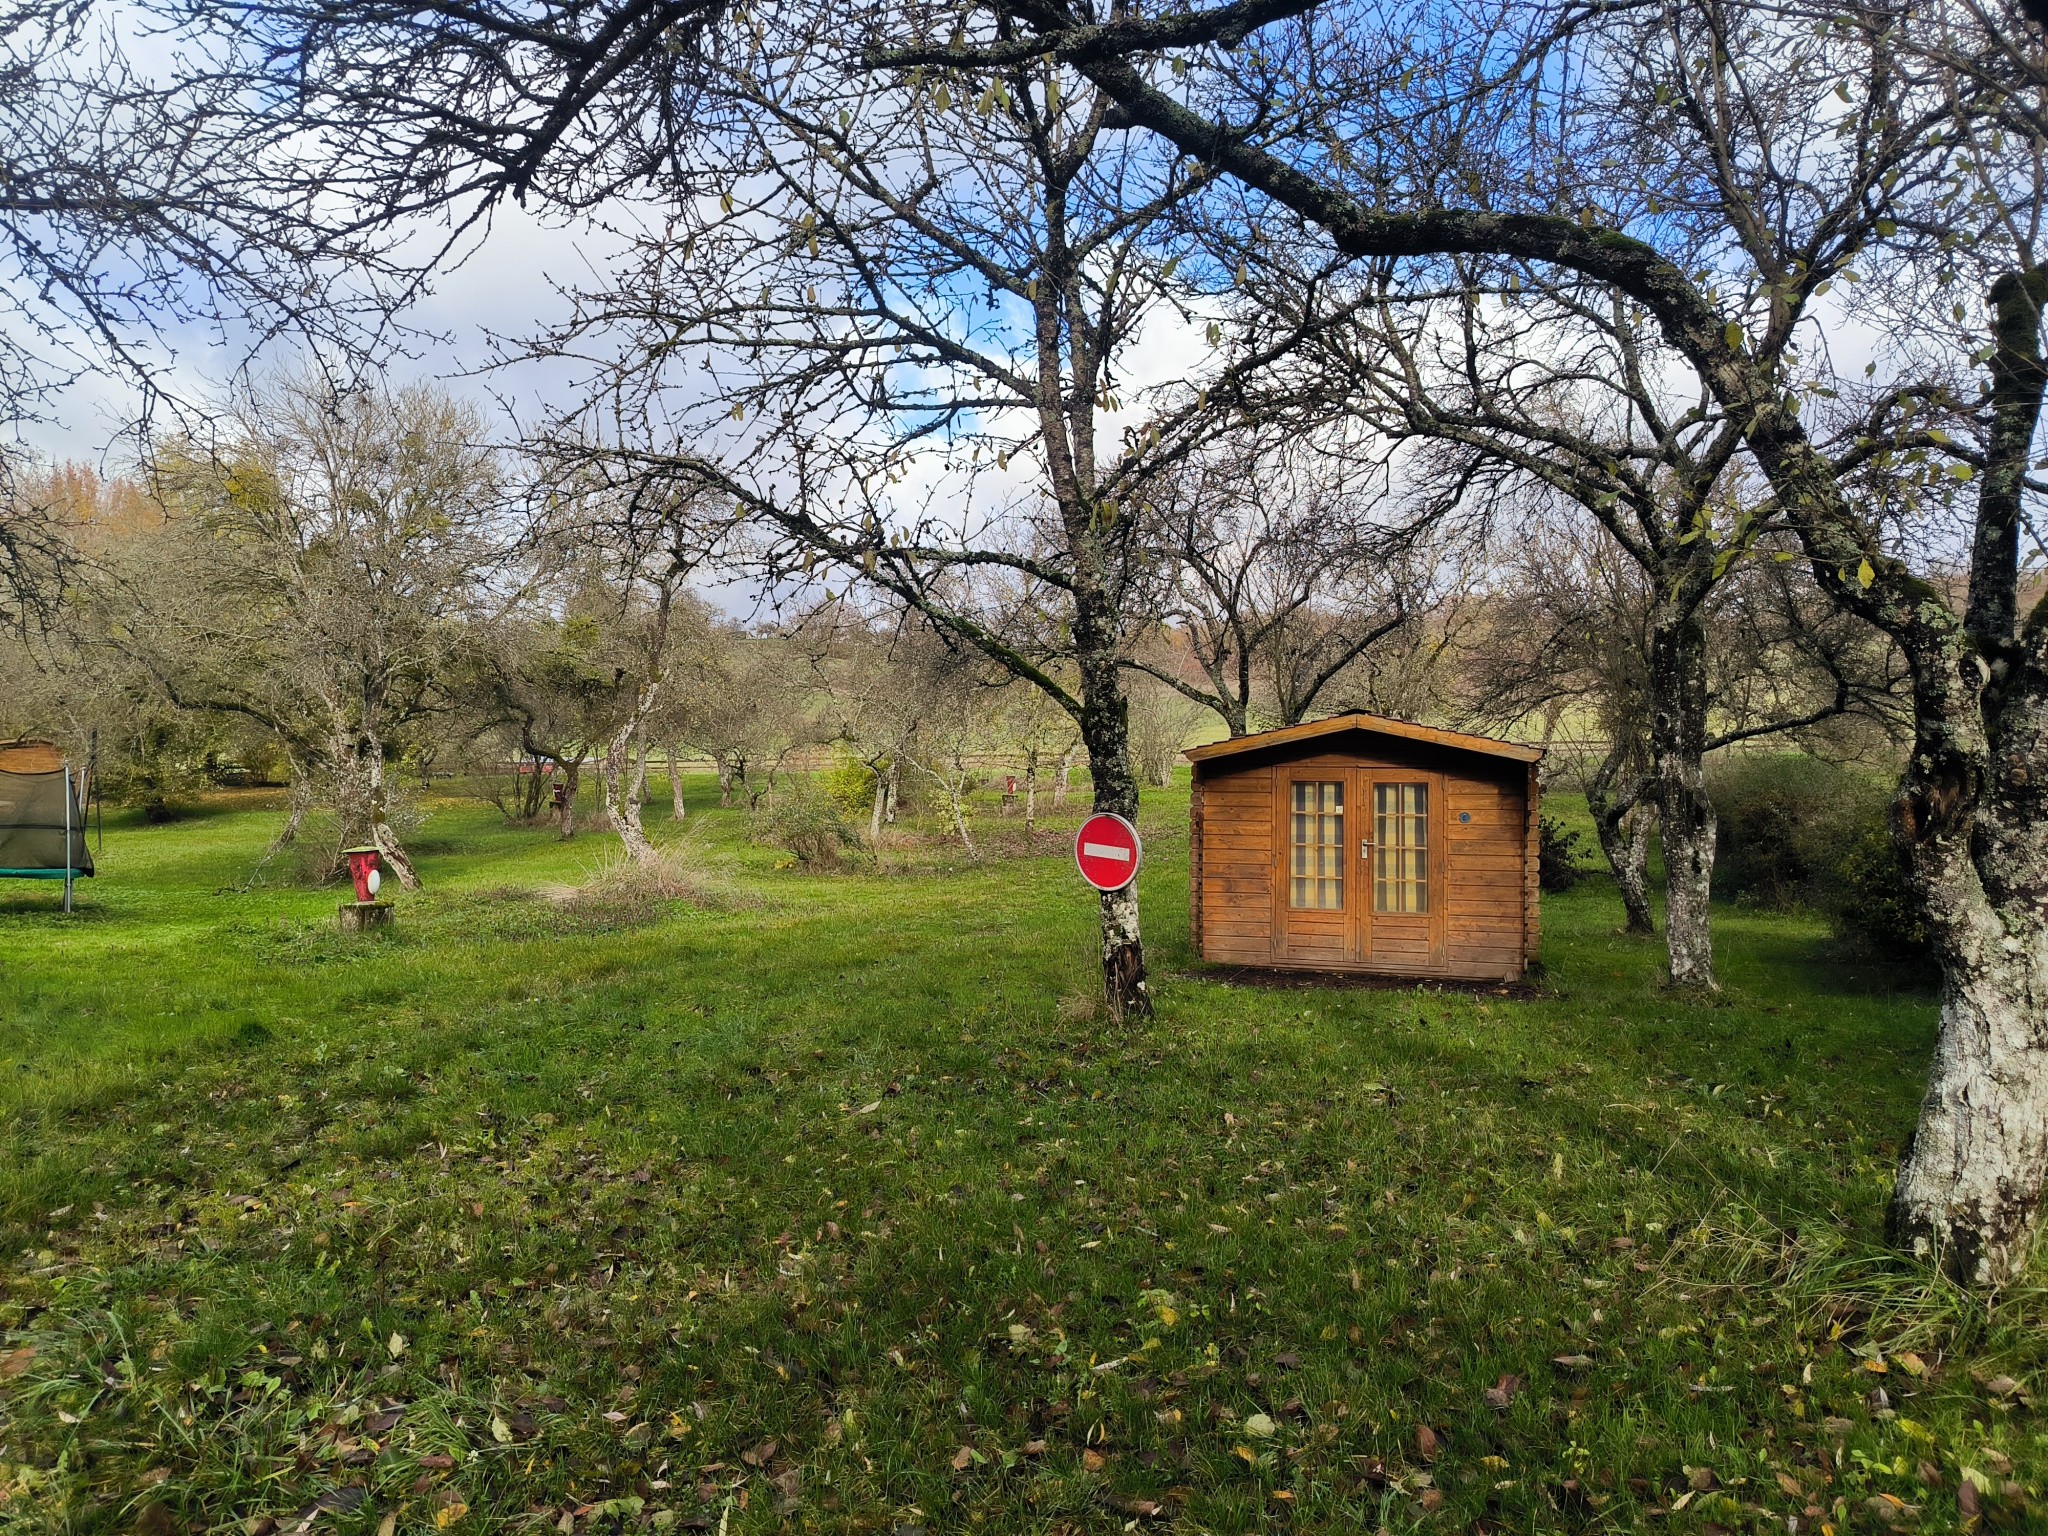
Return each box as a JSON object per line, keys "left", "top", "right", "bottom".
{"left": 338, "top": 902, "right": 394, "bottom": 933}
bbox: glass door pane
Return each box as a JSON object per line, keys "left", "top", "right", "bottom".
{"left": 1373, "top": 782, "right": 1429, "bottom": 913}
{"left": 1289, "top": 780, "right": 1344, "bottom": 910}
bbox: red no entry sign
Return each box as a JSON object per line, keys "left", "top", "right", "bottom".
{"left": 1074, "top": 812, "right": 1142, "bottom": 891}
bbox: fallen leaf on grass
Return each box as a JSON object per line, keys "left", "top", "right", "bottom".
{"left": 1552, "top": 1354, "right": 1594, "bottom": 1370}
{"left": 951, "top": 1446, "right": 976, "bottom": 1471}
{"left": 1022, "top": 1440, "right": 1047, "bottom": 1456}
{"left": 363, "top": 1408, "right": 403, "bottom": 1436}
{"left": 1484, "top": 1374, "right": 1522, "bottom": 1410}
{"left": 432, "top": 1502, "right": 468, "bottom": 1530}
{"left": 1242, "top": 1412, "right": 1277, "bottom": 1439}
{"left": 136, "top": 1504, "right": 179, "bottom": 1536}
{"left": 1, "top": 1348, "right": 36, "bottom": 1377}
{"left": 291, "top": 1486, "right": 368, "bottom": 1532}
{"left": 1108, "top": 1497, "right": 1169, "bottom": 1518}
{"left": 418, "top": 1455, "right": 455, "bottom": 1471}
{"left": 1415, "top": 1425, "right": 1439, "bottom": 1461}
{"left": 1776, "top": 1472, "right": 1805, "bottom": 1498}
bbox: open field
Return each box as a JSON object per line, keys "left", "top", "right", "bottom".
{"left": 0, "top": 779, "right": 2041, "bottom": 1535}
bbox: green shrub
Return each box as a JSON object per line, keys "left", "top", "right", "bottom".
{"left": 1710, "top": 752, "right": 1929, "bottom": 965}
{"left": 1823, "top": 814, "right": 1931, "bottom": 964}
{"left": 820, "top": 753, "right": 879, "bottom": 819}
{"left": 759, "top": 778, "right": 864, "bottom": 867}
{"left": 1538, "top": 817, "right": 1587, "bottom": 893}
{"left": 1710, "top": 754, "right": 1869, "bottom": 909}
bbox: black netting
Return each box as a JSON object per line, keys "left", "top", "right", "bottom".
{"left": 0, "top": 769, "right": 94, "bottom": 876}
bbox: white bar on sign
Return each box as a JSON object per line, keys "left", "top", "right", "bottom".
{"left": 1082, "top": 842, "right": 1132, "bottom": 862}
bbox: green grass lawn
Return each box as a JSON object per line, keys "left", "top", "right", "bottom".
{"left": 0, "top": 778, "right": 2041, "bottom": 1535}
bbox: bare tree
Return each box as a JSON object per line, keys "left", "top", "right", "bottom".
{"left": 141, "top": 376, "right": 506, "bottom": 886}
{"left": 1129, "top": 440, "right": 1429, "bottom": 735}
{"left": 534, "top": 479, "right": 719, "bottom": 861}
{"left": 500, "top": 0, "right": 1377, "bottom": 1020}
{"left": 966, "top": 0, "right": 2048, "bottom": 1282}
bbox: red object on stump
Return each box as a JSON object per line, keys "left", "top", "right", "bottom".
{"left": 1074, "top": 812, "right": 1142, "bottom": 891}
{"left": 343, "top": 845, "right": 383, "bottom": 903}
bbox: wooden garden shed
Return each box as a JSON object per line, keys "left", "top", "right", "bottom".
{"left": 1186, "top": 713, "right": 1543, "bottom": 982}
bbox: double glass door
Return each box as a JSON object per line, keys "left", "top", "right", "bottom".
{"left": 1277, "top": 766, "right": 1442, "bottom": 969}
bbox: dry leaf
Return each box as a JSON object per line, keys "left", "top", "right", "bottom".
{"left": 950, "top": 1446, "right": 975, "bottom": 1471}
{"left": 1081, "top": 1448, "right": 1106, "bottom": 1472}
{"left": 740, "top": 1438, "right": 779, "bottom": 1468}
{"left": 1415, "top": 1424, "right": 1439, "bottom": 1461}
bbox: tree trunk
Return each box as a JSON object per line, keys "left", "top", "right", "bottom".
{"left": 1054, "top": 744, "right": 1079, "bottom": 809}
{"left": 601, "top": 584, "right": 677, "bottom": 863}
{"left": 668, "top": 746, "right": 686, "bottom": 819}
{"left": 1587, "top": 747, "right": 1656, "bottom": 937}
{"left": 601, "top": 724, "right": 655, "bottom": 863}
{"left": 1604, "top": 803, "right": 1657, "bottom": 937}
{"left": 1024, "top": 746, "right": 1039, "bottom": 832}
{"left": 366, "top": 747, "right": 420, "bottom": 890}
{"left": 717, "top": 754, "right": 734, "bottom": 807}
{"left": 1075, "top": 635, "right": 1152, "bottom": 1021}
{"left": 883, "top": 760, "right": 899, "bottom": 824}
{"left": 332, "top": 730, "right": 420, "bottom": 889}
{"left": 947, "top": 780, "right": 975, "bottom": 853}
{"left": 268, "top": 762, "right": 314, "bottom": 854}
{"left": 1649, "top": 606, "right": 1716, "bottom": 990}
{"left": 1888, "top": 941, "right": 2048, "bottom": 1287}
{"left": 559, "top": 758, "right": 582, "bottom": 839}
{"left": 869, "top": 759, "right": 888, "bottom": 843}
{"left": 1883, "top": 268, "right": 2048, "bottom": 1287}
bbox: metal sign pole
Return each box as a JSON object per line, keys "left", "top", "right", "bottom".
{"left": 62, "top": 758, "right": 74, "bottom": 914}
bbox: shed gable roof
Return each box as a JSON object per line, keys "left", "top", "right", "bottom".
{"left": 1183, "top": 712, "right": 1542, "bottom": 766}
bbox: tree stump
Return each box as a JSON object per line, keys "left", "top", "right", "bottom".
{"left": 337, "top": 901, "right": 394, "bottom": 934}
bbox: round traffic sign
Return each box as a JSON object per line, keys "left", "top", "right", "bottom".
{"left": 1074, "top": 812, "right": 1142, "bottom": 891}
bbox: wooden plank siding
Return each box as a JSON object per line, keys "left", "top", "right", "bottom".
{"left": 1190, "top": 723, "right": 1540, "bottom": 982}
{"left": 1197, "top": 766, "right": 1276, "bottom": 965}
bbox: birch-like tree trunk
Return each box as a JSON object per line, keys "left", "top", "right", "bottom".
{"left": 1587, "top": 743, "right": 1656, "bottom": 936}
{"left": 1597, "top": 802, "right": 1657, "bottom": 937}
{"left": 869, "top": 760, "right": 889, "bottom": 844}
{"left": 1649, "top": 608, "right": 1716, "bottom": 990}
{"left": 668, "top": 746, "right": 686, "bottom": 819}
{"left": 600, "top": 585, "right": 677, "bottom": 864}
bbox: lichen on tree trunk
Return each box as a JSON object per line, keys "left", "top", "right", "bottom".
{"left": 1649, "top": 607, "right": 1716, "bottom": 990}
{"left": 1074, "top": 633, "right": 1152, "bottom": 1022}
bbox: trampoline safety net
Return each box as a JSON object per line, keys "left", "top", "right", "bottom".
{"left": 0, "top": 768, "right": 94, "bottom": 877}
